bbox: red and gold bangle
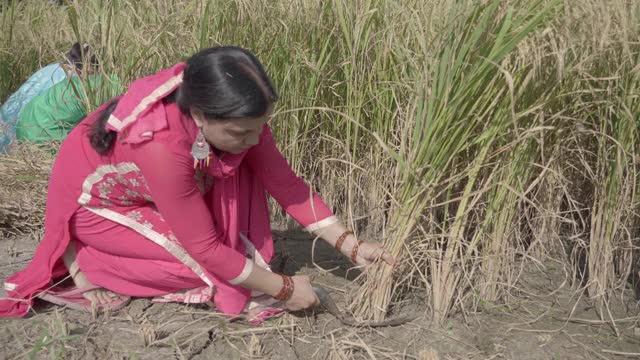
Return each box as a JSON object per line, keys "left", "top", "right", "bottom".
{"left": 351, "top": 240, "right": 365, "bottom": 264}
{"left": 334, "top": 230, "right": 353, "bottom": 253}
{"left": 274, "top": 274, "right": 294, "bottom": 301}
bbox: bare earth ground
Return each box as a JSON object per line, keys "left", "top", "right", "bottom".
{"left": 1, "top": 228, "right": 639, "bottom": 360}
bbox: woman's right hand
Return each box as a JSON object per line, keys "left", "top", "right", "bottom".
{"left": 283, "top": 275, "right": 320, "bottom": 311}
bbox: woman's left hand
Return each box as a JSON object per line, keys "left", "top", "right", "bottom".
{"left": 351, "top": 241, "right": 397, "bottom": 266}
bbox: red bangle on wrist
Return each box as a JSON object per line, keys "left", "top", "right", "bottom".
{"left": 351, "top": 240, "right": 365, "bottom": 264}
{"left": 274, "top": 274, "right": 294, "bottom": 301}
{"left": 334, "top": 230, "right": 353, "bottom": 253}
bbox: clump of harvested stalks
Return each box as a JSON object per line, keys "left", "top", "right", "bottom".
{"left": 0, "top": 143, "right": 56, "bottom": 237}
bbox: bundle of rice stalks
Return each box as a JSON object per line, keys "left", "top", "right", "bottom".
{"left": 0, "top": 142, "right": 56, "bottom": 238}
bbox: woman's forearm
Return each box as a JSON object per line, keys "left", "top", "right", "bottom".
{"left": 239, "top": 263, "right": 285, "bottom": 297}
{"left": 240, "top": 260, "right": 320, "bottom": 311}
{"left": 312, "top": 221, "right": 359, "bottom": 257}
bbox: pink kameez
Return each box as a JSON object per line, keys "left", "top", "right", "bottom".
{"left": 0, "top": 63, "right": 336, "bottom": 318}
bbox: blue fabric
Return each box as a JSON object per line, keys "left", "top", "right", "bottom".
{"left": 0, "top": 63, "right": 68, "bottom": 152}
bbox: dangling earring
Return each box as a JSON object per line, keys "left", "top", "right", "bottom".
{"left": 191, "top": 128, "right": 211, "bottom": 169}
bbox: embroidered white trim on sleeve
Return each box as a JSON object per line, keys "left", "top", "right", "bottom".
{"left": 305, "top": 215, "right": 339, "bottom": 233}
{"left": 228, "top": 259, "right": 254, "bottom": 285}
{"left": 3, "top": 282, "right": 17, "bottom": 291}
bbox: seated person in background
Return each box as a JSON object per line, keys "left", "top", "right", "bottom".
{"left": 15, "top": 65, "right": 122, "bottom": 144}
{"left": 0, "top": 43, "right": 100, "bottom": 150}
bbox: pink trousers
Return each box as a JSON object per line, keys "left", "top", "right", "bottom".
{"left": 71, "top": 206, "right": 206, "bottom": 297}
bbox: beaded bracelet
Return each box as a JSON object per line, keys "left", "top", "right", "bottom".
{"left": 351, "top": 240, "right": 365, "bottom": 264}
{"left": 334, "top": 230, "right": 353, "bottom": 253}
{"left": 274, "top": 274, "right": 294, "bottom": 301}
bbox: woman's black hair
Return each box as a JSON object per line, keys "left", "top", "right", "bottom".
{"left": 174, "top": 46, "right": 278, "bottom": 120}
{"left": 89, "top": 99, "right": 119, "bottom": 155}
{"left": 66, "top": 42, "right": 99, "bottom": 73}
{"left": 88, "top": 46, "right": 277, "bottom": 154}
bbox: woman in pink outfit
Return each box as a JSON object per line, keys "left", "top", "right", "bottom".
{"left": 0, "top": 46, "right": 395, "bottom": 319}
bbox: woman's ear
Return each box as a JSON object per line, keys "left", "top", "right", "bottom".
{"left": 191, "top": 110, "right": 204, "bottom": 128}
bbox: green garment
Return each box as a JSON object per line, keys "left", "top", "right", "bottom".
{"left": 16, "top": 74, "right": 121, "bottom": 143}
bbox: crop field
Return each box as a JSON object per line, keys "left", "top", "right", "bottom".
{"left": 0, "top": 0, "right": 639, "bottom": 359}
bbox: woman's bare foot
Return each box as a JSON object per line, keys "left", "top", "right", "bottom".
{"left": 70, "top": 268, "right": 124, "bottom": 305}
{"left": 62, "top": 240, "right": 125, "bottom": 305}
